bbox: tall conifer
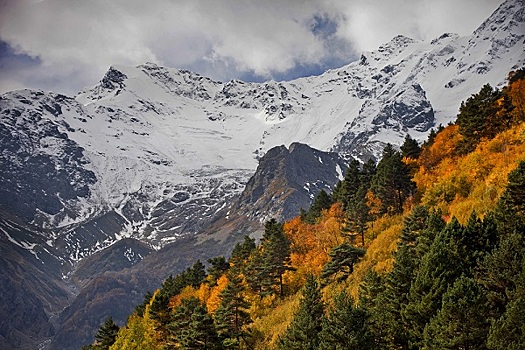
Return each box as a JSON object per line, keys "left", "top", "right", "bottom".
{"left": 279, "top": 275, "right": 325, "bottom": 350}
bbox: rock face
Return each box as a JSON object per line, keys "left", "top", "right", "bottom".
{"left": 237, "top": 143, "right": 346, "bottom": 222}
{"left": 0, "top": 91, "right": 96, "bottom": 224}
{"left": 0, "top": 1, "right": 524, "bottom": 348}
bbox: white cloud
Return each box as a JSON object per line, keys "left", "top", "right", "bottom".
{"left": 0, "top": 0, "right": 503, "bottom": 95}
{"left": 333, "top": 0, "right": 502, "bottom": 52}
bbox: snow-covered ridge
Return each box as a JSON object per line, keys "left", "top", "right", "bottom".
{"left": 0, "top": 0, "right": 524, "bottom": 265}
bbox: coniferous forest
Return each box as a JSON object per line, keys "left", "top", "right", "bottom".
{"left": 84, "top": 69, "right": 525, "bottom": 350}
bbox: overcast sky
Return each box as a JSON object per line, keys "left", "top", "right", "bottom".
{"left": 0, "top": 0, "right": 503, "bottom": 95}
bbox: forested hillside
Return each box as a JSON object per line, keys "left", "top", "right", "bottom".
{"left": 84, "top": 68, "right": 525, "bottom": 350}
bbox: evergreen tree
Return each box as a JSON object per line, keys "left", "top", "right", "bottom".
{"left": 150, "top": 275, "right": 178, "bottom": 336}
{"left": 244, "top": 247, "right": 265, "bottom": 295}
{"left": 301, "top": 189, "right": 333, "bottom": 224}
{"left": 360, "top": 158, "right": 377, "bottom": 185}
{"left": 358, "top": 270, "right": 388, "bottom": 349}
{"left": 335, "top": 159, "right": 362, "bottom": 211}
{"left": 479, "top": 162, "right": 525, "bottom": 316}
{"left": 487, "top": 263, "right": 525, "bottom": 350}
{"left": 207, "top": 256, "right": 230, "bottom": 286}
{"left": 92, "top": 316, "right": 119, "bottom": 350}
{"left": 456, "top": 83, "right": 501, "bottom": 153}
{"left": 279, "top": 275, "right": 325, "bottom": 350}
{"left": 414, "top": 208, "right": 446, "bottom": 260}
{"left": 189, "top": 260, "right": 207, "bottom": 288}
{"left": 169, "top": 297, "right": 222, "bottom": 350}
{"left": 229, "top": 236, "right": 256, "bottom": 270}
{"left": 341, "top": 159, "right": 375, "bottom": 246}
{"left": 373, "top": 206, "right": 430, "bottom": 350}
{"left": 370, "top": 144, "right": 415, "bottom": 215}
{"left": 400, "top": 134, "right": 421, "bottom": 159}
{"left": 343, "top": 185, "right": 372, "bottom": 246}
{"left": 494, "top": 161, "right": 525, "bottom": 234}
{"left": 478, "top": 231, "right": 525, "bottom": 317}
{"left": 151, "top": 261, "right": 208, "bottom": 337}
{"left": 423, "top": 128, "right": 437, "bottom": 148}
{"left": 358, "top": 269, "right": 385, "bottom": 312}
{"left": 318, "top": 291, "right": 374, "bottom": 350}
{"left": 321, "top": 243, "right": 365, "bottom": 284}
{"left": 423, "top": 275, "right": 490, "bottom": 350}
{"left": 403, "top": 218, "right": 465, "bottom": 348}
{"left": 359, "top": 270, "right": 386, "bottom": 349}
{"left": 248, "top": 219, "right": 293, "bottom": 297}
{"left": 458, "top": 213, "right": 498, "bottom": 273}
{"left": 214, "top": 273, "right": 252, "bottom": 349}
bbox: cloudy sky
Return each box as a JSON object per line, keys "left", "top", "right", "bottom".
{"left": 0, "top": 0, "right": 503, "bottom": 95}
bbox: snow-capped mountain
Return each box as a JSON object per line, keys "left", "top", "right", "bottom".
{"left": 0, "top": 1, "right": 524, "bottom": 347}
{"left": 1, "top": 0, "right": 524, "bottom": 268}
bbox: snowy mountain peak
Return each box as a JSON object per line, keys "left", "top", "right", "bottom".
{"left": 101, "top": 66, "right": 127, "bottom": 90}
{"left": 474, "top": 0, "right": 525, "bottom": 37}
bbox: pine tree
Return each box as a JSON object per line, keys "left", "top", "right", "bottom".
{"left": 229, "top": 236, "right": 256, "bottom": 271}
{"left": 375, "top": 206, "right": 430, "bottom": 350}
{"left": 342, "top": 159, "right": 375, "bottom": 246}
{"left": 456, "top": 83, "right": 501, "bottom": 153}
{"left": 403, "top": 218, "right": 465, "bottom": 348}
{"left": 414, "top": 208, "right": 446, "bottom": 260}
{"left": 358, "top": 270, "right": 387, "bottom": 349}
{"left": 321, "top": 243, "right": 365, "bottom": 284}
{"left": 248, "top": 219, "right": 293, "bottom": 297}
{"left": 92, "top": 316, "right": 119, "bottom": 350}
{"left": 301, "top": 189, "right": 333, "bottom": 224}
{"left": 151, "top": 261, "right": 208, "bottom": 337}
{"left": 169, "top": 297, "right": 222, "bottom": 350}
{"left": 458, "top": 213, "right": 498, "bottom": 273}
{"left": 335, "top": 159, "right": 361, "bottom": 211}
{"left": 423, "top": 275, "right": 490, "bottom": 350}
{"left": 370, "top": 144, "right": 415, "bottom": 215}
{"left": 207, "top": 256, "right": 230, "bottom": 286}
{"left": 400, "top": 134, "right": 421, "bottom": 159}
{"left": 318, "top": 291, "right": 374, "bottom": 350}
{"left": 344, "top": 185, "right": 371, "bottom": 246}
{"left": 479, "top": 162, "right": 525, "bottom": 316}
{"left": 150, "top": 276, "right": 179, "bottom": 335}
{"left": 189, "top": 260, "right": 207, "bottom": 288}
{"left": 478, "top": 231, "right": 525, "bottom": 317}
{"left": 487, "top": 264, "right": 525, "bottom": 350}
{"left": 279, "top": 275, "right": 325, "bottom": 350}
{"left": 214, "top": 273, "right": 252, "bottom": 349}
{"left": 495, "top": 161, "right": 525, "bottom": 234}
{"left": 360, "top": 158, "right": 377, "bottom": 185}
{"left": 184, "top": 303, "right": 222, "bottom": 350}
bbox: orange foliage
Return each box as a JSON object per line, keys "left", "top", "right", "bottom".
{"left": 365, "top": 190, "right": 382, "bottom": 217}
{"left": 283, "top": 203, "right": 345, "bottom": 284}
{"left": 508, "top": 78, "right": 525, "bottom": 122}
{"left": 206, "top": 274, "right": 229, "bottom": 314}
{"left": 418, "top": 124, "right": 462, "bottom": 173}
{"left": 168, "top": 285, "right": 198, "bottom": 310}
{"left": 415, "top": 122, "right": 525, "bottom": 223}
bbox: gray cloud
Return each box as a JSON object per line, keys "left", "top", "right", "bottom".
{"left": 0, "top": 0, "right": 502, "bottom": 95}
